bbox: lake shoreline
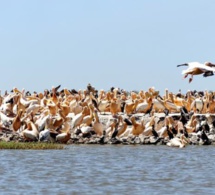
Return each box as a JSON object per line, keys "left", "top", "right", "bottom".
{"left": 1, "top": 112, "right": 215, "bottom": 148}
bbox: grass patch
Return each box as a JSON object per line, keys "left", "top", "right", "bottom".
{"left": 0, "top": 141, "right": 65, "bottom": 150}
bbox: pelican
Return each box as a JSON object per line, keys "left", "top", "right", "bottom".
{"left": 81, "top": 104, "right": 94, "bottom": 126}
{"left": 39, "top": 129, "right": 56, "bottom": 142}
{"left": 70, "top": 100, "right": 83, "bottom": 115}
{"left": 22, "top": 121, "right": 39, "bottom": 141}
{"left": 59, "top": 102, "right": 70, "bottom": 117}
{"left": 153, "top": 98, "right": 166, "bottom": 113}
{"left": 156, "top": 118, "right": 169, "bottom": 137}
{"left": 190, "top": 97, "right": 204, "bottom": 113}
{"left": 92, "top": 110, "right": 104, "bottom": 136}
{"left": 205, "top": 114, "right": 215, "bottom": 133}
{"left": 130, "top": 116, "right": 145, "bottom": 136}
{"left": 80, "top": 125, "right": 93, "bottom": 135}
{"left": 0, "top": 93, "right": 18, "bottom": 115}
{"left": 56, "top": 118, "right": 71, "bottom": 143}
{"left": 116, "top": 117, "right": 131, "bottom": 137}
{"left": 47, "top": 100, "right": 58, "bottom": 116}
{"left": 177, "top": 62, "right": 215, "bottom": 83}
{"left": 135, "top": 97, "right": 153, "bottom": 113}
{"left": 110, "top": 99, "right": 120, "bottom": 116}
{"left": 124, "top": 99, "right": 139, "bottom": 115}
{"left": 109, "top": 88, "right": 121, "bottom": 115}
{"left": 12, "top": 109, "right": 23, "bottom": 131}
{"left": 26, "top": 104, "right": 41, "bottom": 115}
{"left": 109, "top": 116, "right": 131, "bottom": 138}
{"left": 64, "top": 88, "right": 72, "bottom": 97}
{"left": 166, "top": 134, "right": 189, "bottom": 148}
{"left": 17, "top": 90, "right": 39, "bottom": 112}
{"left": 71, "top": 106, "right": 88, "bottom": 130}
{"left": 0, "top": 111, "right": 14, "bottom": 126}
{"left": 143, "top": 116, "right": 156, "bottom": 136}
{"left": 56, "top": 130, "right": 71, "bottom": 143}
{"left": 50, "top": 86, "right": 59, "bottom": 105}
{"left": 106, "top": 118, "right": 118, "bottom": 137}
{"left": 98, "top": 99, "right": 110, "bottom": 113}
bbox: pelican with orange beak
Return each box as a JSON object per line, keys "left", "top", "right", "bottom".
{"left": 177, "top": 62, "right": 215, "bottom": 83}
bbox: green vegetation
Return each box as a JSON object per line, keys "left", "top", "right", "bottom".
{"left": 0, "top": 141, "right": 65, "bottom": 150}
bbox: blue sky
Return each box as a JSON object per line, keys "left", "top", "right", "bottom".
{"left": 0, "top": 0, "right": 215, "bottom": 94}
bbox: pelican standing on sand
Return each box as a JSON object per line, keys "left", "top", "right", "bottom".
{"left": 177, "top": 62, "right": 215, "bottom": 83}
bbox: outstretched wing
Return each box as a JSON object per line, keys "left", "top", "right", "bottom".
{"left": 205, "top": 62, "right": 215, "bottom": 68}
{"left": 177, "top": 63, "right": 188, "bottom": 67}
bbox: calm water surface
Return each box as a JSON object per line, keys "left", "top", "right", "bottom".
{"left": 0, "top": 145, "right": 215, "bottom": 195}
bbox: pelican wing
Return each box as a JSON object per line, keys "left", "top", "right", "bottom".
{"left": 197, "top": 64, "right": 215, "bottom": 72}
{"left": 181, "top": 63, "right": 215, "bottom": 75}
{"left": 205, "top": 62, "right": 215, "bottom": 67}
{"left": 188, "top": 62, "right": 215, "bottom": 70}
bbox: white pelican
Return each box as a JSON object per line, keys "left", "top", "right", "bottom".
{"left": 124, "top": 99, "right": 139, "bottom": 115}
{"left": 80, "top": 125, "right": 93, "bottom": 134}
{"left": 205, "top": 114, "right": 215, "bottom": 133}
{"left": 0, "top": 111, "right": 14, "bottom": 126}
{"left": 153, "top": 99, "right": 166, "bottom": 113}
{"left": 190, "top": 97, "right": 204, "bottom": 113}
{"left": 166, "top": 135, "right": 189, "bottom": 148}
{"left": 142, "top": 116, "right": 155, "bottom": 136}
{"left": 81, "top": 104, "right": 94, "bottom": 126}
{"left": 71, "top": 106, "right": 88, "bottom": 130}
{"left": 130, "top": 116, "right": 145, "bottom": 136}
{"left": 12, "top": 109, "right": 23, "bottom": 131}
{"left": 56, "top": 118, "right": 71, "bottom": 143}
{"left": 39, "top": 129, "right": 56, "bottom": 142}
{"left": 56, "top": 131, "right": 71, "bottom": 143}
{"left": 22, "top": 121, "right": 39, "bottom": 141}
{"left": 107, "top": 116, "right": 131, "bottom": 138}
{"left": 35, "top": 111, "right": 50, "bottom": 131}
{"left": 177, "top": 62, "right": 215, "bottom": 83}
{"left": 106, "top": 118, "right": 118, "bottom": 137}
{"left": 92, "top": 110, "right": 104, "bottom": 136}
{"left": 98, "top": 99, "right": 110, "bottom": 113}
{"left": 26, "top": 104, "right": 41, "bottom": 115}
{"left": 135, "top": 98, "right": 153, "bottom": 113}
{"left": 116, "top": 117, "right": 131, "bottom": 137}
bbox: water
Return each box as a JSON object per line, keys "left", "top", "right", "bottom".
{"left": 0, "top": 145, "right": 214, "bottom": 195}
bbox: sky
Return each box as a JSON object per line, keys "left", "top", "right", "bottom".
{"left": 0, "top": 0, "right": 215, "bottom": 95}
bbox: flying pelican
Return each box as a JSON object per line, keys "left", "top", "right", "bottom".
{"left": 177, "top": 62, "right": 215, "bottom": 83}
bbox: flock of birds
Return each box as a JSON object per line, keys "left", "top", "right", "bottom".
{"left": 177, "top": 61, "right": 215, "bottom": 83}
{"left": 0, "top": 83, "right": 215, "bottom": 148}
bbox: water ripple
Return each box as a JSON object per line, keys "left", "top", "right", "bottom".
{"left": 0, "top": 145, "right": 214, "bottom": 194}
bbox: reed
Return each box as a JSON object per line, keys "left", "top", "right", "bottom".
{"left": 0, "top": 141, "right": 65, "bottom": 150}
